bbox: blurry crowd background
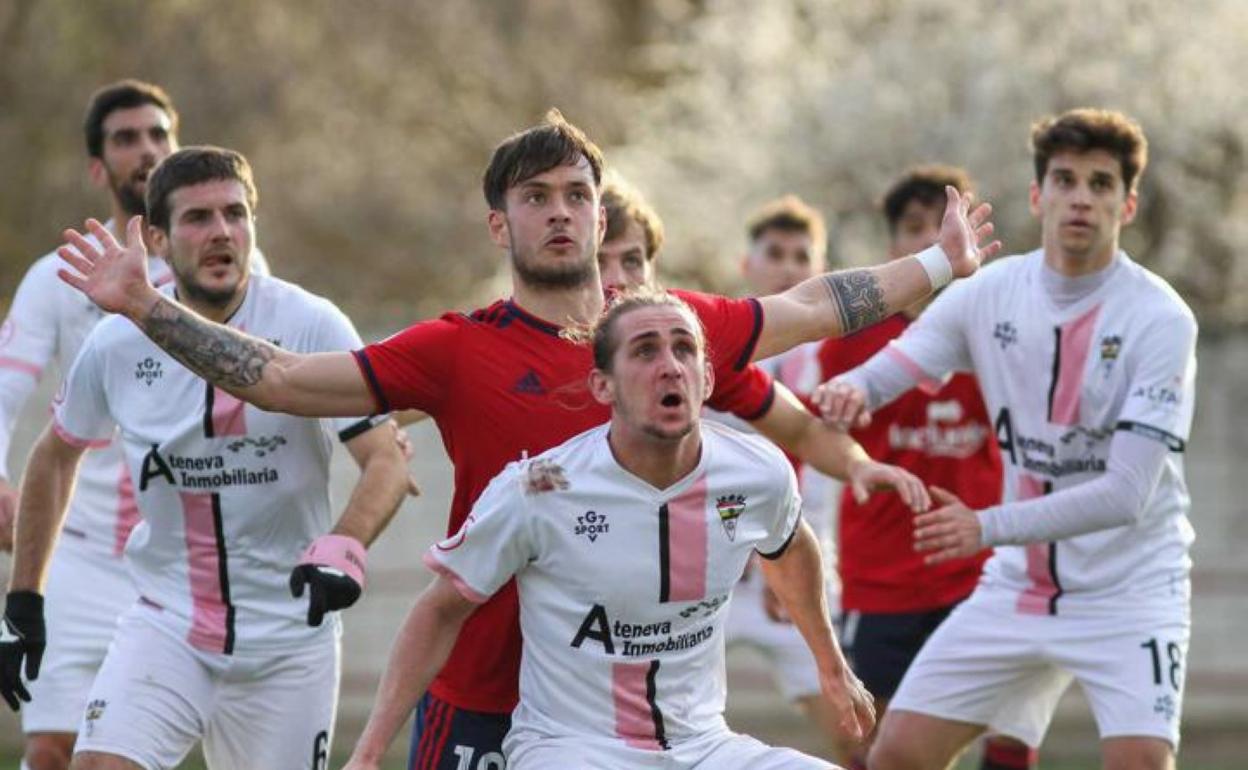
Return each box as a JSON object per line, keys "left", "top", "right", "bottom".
{"left": 2, "top": 0, "right": 1247, "bottom": 331}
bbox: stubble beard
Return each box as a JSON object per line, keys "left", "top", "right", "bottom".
{"left": 510, "top": 241, "right": 596, "bottom": 291}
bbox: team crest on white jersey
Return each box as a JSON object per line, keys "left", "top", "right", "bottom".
{"left": 1100, "top": 334, "right": 1123, "bottom": 362}
{"left": 134, "top": 357, "right": 164, "bottom": 386}
{"left": 716, "top": 494, "right": 746, "bottom": 541}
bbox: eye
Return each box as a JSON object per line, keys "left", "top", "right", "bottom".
{"left": 624, "top": 256, "right": 643, "bottom": 270}
{"left": 525, "top": 191, "right": 545, "bottom": 205}
{"left": 569, "top": 190, "right": 588, "bottom": 203}
{"left": 150, "top": 127, "right": 170, "bottom": 143}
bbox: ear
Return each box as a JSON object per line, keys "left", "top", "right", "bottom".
{"left": 147, "top": 223, "right": 170, "bottom": 259}
{"left": 596, "top": 203, "right": 606, "bottom": 246}
{"left": 1028, "top": 179, "right": 1042, "bottom": 218}
{"left": 588, "top": 368, "right": 614, "bottom": 406}
{"left": 702, "top": 357, "right": 715, "bottom": 398}
{"left": 88, "top": 158, "right": 108, "bottom": 190}
{"left": 1119, "top": 189, "right": 1139, "bottom": 226}
{"left": 487, "top": 209, "right": 510, "bottom": 250}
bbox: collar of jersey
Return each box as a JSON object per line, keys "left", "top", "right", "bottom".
{"left": 595, "top": 423, "right": 713, "bottom": 499}
{"left": 502, "top": 300, "right": 563, "bottom": 337}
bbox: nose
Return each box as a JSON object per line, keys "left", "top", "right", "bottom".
{"left": 547, "top": 196, "right": 572, "bottom": 224}
{"left": 208, "top": 211, "right": 232, "bottom": 239}
{"left": 600, "top": 262, "right": 624, "bottom": 291}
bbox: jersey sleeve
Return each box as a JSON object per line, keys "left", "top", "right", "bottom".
{"left": 672, "top": 290, "right": 775, "bottom": 420}
{"left": 885, "top": 276, "right": 975, "bottom": 383}
{"left": 1115, "top": 312, "right": 1197, "bottom": 451}
{"left": 0, "top": 260, "right": 60, "bottom": 477}
{"left": 421, "top": 463, "right": 537, "bottom": 603}
{"left": 307, "top": 299, "right": 389, "bottom": 441}
{"left": 351, "top": 316, "right": 460, "bottom": 416}
{"left": 51, "top": 329, "right": 116, "bottom": 449}
{"left": 756, "top": 456, "right": 803, "bottom": 560}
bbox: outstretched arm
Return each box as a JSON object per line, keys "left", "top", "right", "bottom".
{"left": 759, "top": 521, "right": 875, "bottom": 743}
{"left": 343, "top": 577, "right": 477, "bottom": 770}
{"left": 754, "top": 187, "right": 998, "bottom": 360}
{"left": 56, "top": 217, "right": 374, "bottom": 417}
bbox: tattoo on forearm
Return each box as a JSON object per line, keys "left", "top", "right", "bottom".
{"left": 142, "top": 298, "right": 275, "bottom": 388}
{"left": 822, "top": 269, "right": 886, "bottom": 334}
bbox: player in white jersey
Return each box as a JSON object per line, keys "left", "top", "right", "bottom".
{"left": 0, "top": 80, "right": 259, "bottom": 770}
{"left": 342, "top": 290, "right": 873, "bottom": 770}
{"left": 2, "top": 147, "right": 410, "bottom": 770}
{"left": 816, "top": 110, "right": 1195, "bottom": 770}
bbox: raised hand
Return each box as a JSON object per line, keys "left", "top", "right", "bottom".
{"left": 846, "top": 458, "right": 931, "bottom": 512}
{"left": 939, "top": 186, "right": 1001, "bottom": 279}
{"left": 56, "top": 216, "right": 159, "bottom": 320}
{"left": 914, "top": 486, "right": 986, "bottom": 565}
{"left": 812, "top": 378, "right": 872, "bottom": 432}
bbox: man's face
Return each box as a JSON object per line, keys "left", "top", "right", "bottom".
{"left": 1030, "top": 149, "right": 1137, "bottom": 264}
{"left": 889, "top": 200, "right": 943, "bottom": 260}
{"left": 742, "top": 228, "right": 823, "bottom": 295}
{"left": 593, "top": 306, "right": 711, "bottom": 443}
{"left": 150, "top": 179, "right": 253, "bottom": 308}
{"left": 598, "top": 218, "right": 654, "bottom": 291}
{"left": 90, "top": 105, "right": 177, "bottom": 217}
{"left": 488, "top": 156, "right": 605, "bottom": 290}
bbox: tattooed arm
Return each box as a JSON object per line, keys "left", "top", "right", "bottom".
{"left": 752, "top": 187, "right": 999, "bottom": 360}
{"left": 56, "top": 217, "right": 376, "bottom": 418}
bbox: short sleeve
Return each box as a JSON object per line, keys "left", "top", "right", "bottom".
{"left": 1116, "top": 313, "right": 1197, "bottom": 451}
{"left": 352, "top": 315, "right": 460, "bottom": 416}
{"left": 51, "top": 329, "right": 115, "bottom": 449}
{"left": 422, "top": 463, "right": 538, "bottom": 603}
{"left": 756, "top": 459, "right": 803, "bottom": 559}
{"left": 672, "top": 290, "right": 775, "bottom": 419}
{"left": 0, "top": 260, "right": 61, "bottom": 475}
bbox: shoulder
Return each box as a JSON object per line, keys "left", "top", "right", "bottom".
{"left": 1116, "top": 255, "right": 1197, "bottom": 329}
{"left": 14, "top": 249, "right": 70, "bottom": 295}
{"left": 252, "top": 274, "right": 344, "bottom": 318}
{"left": 77, "top": 312, "right": 141, "bottom": 360}
{"left": 704, "top": 421, "right": 791, "bottom": 481}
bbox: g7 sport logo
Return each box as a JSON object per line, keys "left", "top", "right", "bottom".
{"left": 575, "top": 510, "right": 609, "bottom": 542}
{"left": 135, "top": 357, "right": 164, "bottom": 386}
{"left": 716, "top": 494, "right": 746, "bottom": 541}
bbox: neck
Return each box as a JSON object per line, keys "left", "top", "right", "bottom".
{"left": 511, "top": 275, "right": 604, "bottom": 327}
{"left": 607, "top": 423, "right": 702, "bottom": 490}
{"left": 175, "top": 281, "right": 248, "bottom": 324}
{"left": 1043, "top": 240, "right": 1118, "bottom": 277}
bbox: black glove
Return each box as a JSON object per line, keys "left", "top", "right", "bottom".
{"left": 289, "top": 564, "right": 362, "bottom": 627}
{"left": 1, "top": 591, "right": 45, "bottom": 711}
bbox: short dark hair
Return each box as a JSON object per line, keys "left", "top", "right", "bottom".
{"left": 746, "top": 195, "right": 826, "bottom": 258}
{"left": 602, "top": 177, "right": 664, "bottom": 261}
{"left": 146, "top": 146, "right": 257, "bottom": 232}
{"left": 562, "top": 287, "right": 703, "bottom": 373}
{"left": 882, "top": 165, "right": 974, "bottom": 233}
{"left": 1030, "top": 108, "right": 1148, "bottom": 193}
{"left": 482, "top": 108, "right": 605, "bottom": 211}
{"left": 83, "top": 79, "right": 179, "bottom": 159}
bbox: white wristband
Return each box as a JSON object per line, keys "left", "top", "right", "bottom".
{"left": 915, "top": 244, "right": 953, "bottom": 290}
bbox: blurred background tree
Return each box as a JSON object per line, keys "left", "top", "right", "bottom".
{"left": 2, "top": 0, "right": 1245, "bottom": 329}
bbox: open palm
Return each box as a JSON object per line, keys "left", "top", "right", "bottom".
{"left": 57, "top": 216, "right": 156, "bottom": 319}
{"left": 939, "top": 186, "right": 1001, "bottom": 279}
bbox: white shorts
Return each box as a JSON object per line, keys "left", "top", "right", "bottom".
{"left": 74, "top": 603, "right": 340, "bottom": 770}
{"left": 890, "top": 588, "right": 1189, "bottom": 748}
{"left": 22, "top": 538, "right": 136, "bottom": 734}
{"left": 506, "top": 727, "right": 838, "bottom": 769}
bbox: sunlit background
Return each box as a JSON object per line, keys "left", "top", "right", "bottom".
{"left": 1, "top": 1, "right": 1245, "bottom": 767}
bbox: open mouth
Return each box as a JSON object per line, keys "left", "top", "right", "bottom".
{"left": 201, "top": 254, "right": 235, "bottom": 269}
{"left": 545, "top": 235, "right": 575, "bottom": 248}
{"left": 660, "top": 393, "right": 684, "bottom": 408}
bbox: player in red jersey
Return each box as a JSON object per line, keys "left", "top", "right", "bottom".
{"left": 818, "top": 166, "right": 1035, "bottom": 770}
{"left": 53, "top": 111, "right": 999, "bottom": 769}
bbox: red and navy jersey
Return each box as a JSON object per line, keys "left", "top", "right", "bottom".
{"left": 819, "top": 314, "right": 1001, "bottom": 613}
{"left": 353, "top": 290, "right": 774, "bottom": 712}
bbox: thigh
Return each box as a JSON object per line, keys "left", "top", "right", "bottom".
{"left": 887, "top": 597, "right": 1070, "bottom": 748}
{"left": 1057, "top": 612, "right": 1189, "bottom": 749}
{"left": 205, "top": 636, "right": 340, "bottom": 770}
{"left": 690, "top": 731, "right": 835, "bottom": 770}
{"left": 71, "top": 607, "right": 210, "bottom": 770}
{"left": 409, "top": 692, "right": 511, "bottom": 770}
{"left": 869, "top": 709, "right": 984, "bottom": 770}
{"left": 24, "top": 546, "right": 136, "bottom": 735}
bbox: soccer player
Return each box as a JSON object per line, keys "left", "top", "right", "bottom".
{"left": 0, "top": 80, "right": 271, "bottom": 770}
{"left": 597, "top": 175, "right": 662, "bottom": 292}
{"left": 1, "top": 147, "right": 410, "bottom": 769}
{"left": 44, "top": 111, "right": 998, "bottom": 769}
{"left": 818, "top": 166, "right": 1034, "bottom": 770}
{"left": 815, "top": 110, "right": 1196, "bottom": 770}
{"left": 343, "top": 290, "right": 870, "bottom": 769}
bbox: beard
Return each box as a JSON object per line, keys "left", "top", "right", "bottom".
{"left": 113, "top": 178, "right": 147, "bottom": 218}
{"left": 510, "top": 241, "right": 596, "bottom": 290}
{"left": 172, "top": 262, "right": 245, "bottom": 309}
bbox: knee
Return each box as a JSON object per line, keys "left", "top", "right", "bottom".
{"left": 867, "top": 734, "right": 922, "bottom": 770}
{"left": 24, "top": 734, "right": 74, "bottom": 770}
{"left": 1102, "top": 738, "right": 1174, "bottom": 770}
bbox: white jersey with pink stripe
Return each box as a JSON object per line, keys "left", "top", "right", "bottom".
{"left": 52, "top": 273, "right": 374, "bottom": 653}
{"left": 425, "top": 421, "right": 802, "bottom": 749}
{"left": 1, "top": 223, "right": 272, "bottom": 560}
{"left": 886, "top": 250, "right": 1197, "bottom": 615}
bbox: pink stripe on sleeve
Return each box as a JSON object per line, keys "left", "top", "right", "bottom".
{"left": 1050, "top": 305, "right": 1101, "bottom": 426}
{"left": 884, "top": 345, "right": 943, "bottom": 395}
{"left": 612, "top": 661, "right": 661, "bottom": 751}
{"left": 422, "top": 552, "right": 490, "bottom": 604}
{"left": 181, "top": 492, "right": 229, "bottom": 652}
{"left": 666, "top": 474, "right": 708, "bottom": 602}
{"left": 51, "top": 418, "right": 111, "bottom": 449}
{"left": 1013, "top": 475, "right": 1057, "bottom": 616}
{"left": 0, "top": 356, "right": 42, "bottom": 378}
{"left": 113, "top": 463, "right": 141, "bottom": 557}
